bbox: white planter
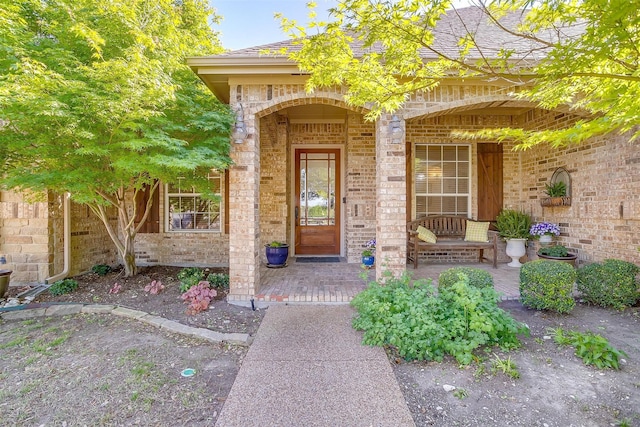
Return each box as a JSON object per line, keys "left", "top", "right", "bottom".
{"left": 505, "top": 238, "right": 527, "bottom": 267}
{"left": 539, "top": 234, "right": 553, "bottom": 243}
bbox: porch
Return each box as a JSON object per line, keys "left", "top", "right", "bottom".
{"left": 253, "top": 259, "right": 521, "bottom": 306}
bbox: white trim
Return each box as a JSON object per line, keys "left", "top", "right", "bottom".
{"left": 290, "top": 144, "right": 345, "bottom": 257}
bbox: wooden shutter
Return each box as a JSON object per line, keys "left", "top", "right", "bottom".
{"left": 135, "top": 181, "right": 160, "bottom": 233}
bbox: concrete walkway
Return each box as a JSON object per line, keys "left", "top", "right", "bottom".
{"left": 214, "top": 305, "right": 416, "bottom": 427}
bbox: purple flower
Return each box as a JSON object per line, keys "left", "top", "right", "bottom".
{"left": 364, "top": 239, "right": 376, "bottom": 250}
{"left": 529, "top": 222, "right": 560, "bottom": 237}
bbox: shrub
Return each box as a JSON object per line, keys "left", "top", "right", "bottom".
{"left": 350, "top": 271, "right": 527, "bottom": 365}
{"left": 206, "top": 273, "right": 229, "bottom": 290}
{"left": 519, "top": 260, "right": 576, "bottom": 314}
{"left": 538, "top": 245, "right": 570, "bottom": 257}
{"left": 49, "top": 278, "right": 79, "bottom": 296}
{"left": 91, "top": 264, "right": 112, "bottom": 276}
{"left": 576, "top": 259, "right": 640, "bottom": 309}
{"left": 181, "top": 281, "right": 217, "bottom": 314}
{"left": 438, "top": 267, "right": 494, "bottom": 290}
{"left": 177, "top": 267, "right": 204, "bottom": 293}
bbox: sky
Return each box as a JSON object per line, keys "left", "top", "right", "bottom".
{"left": 212, "top": 0, "right": 335, "bottom": 51}
{"left": 212, "top": 0, "right": 472, "bottom": 51}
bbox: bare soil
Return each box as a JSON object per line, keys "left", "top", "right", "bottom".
{"left": 1, "top": 266, "right": 639, "bottom": 426}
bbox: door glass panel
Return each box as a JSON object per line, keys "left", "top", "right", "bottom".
{"left": 299, "top": 152, "right": 336, "bottom": 226}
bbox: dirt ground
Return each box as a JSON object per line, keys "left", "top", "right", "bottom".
{"left": 1, "top": 265, "right": 639, "bottom": 426}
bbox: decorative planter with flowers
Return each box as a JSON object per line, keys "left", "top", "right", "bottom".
{"left": 362, "top": 239, "right": 376, "bottom": 268}
{"left": 530, "top": 221, "right": 560, "bottom": 243}
{"left": 265, "top": 241, "right": 289, "bottom": 268}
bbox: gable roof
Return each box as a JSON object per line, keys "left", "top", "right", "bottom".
{"left": 188, "top": 6, "right": 582, "bottom": 103}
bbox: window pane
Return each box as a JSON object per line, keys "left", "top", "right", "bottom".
{"left": 167, "top": 172, "right": 222, "bottom": 232}
{"left": 443, "top": 146, "right": 457, "bottom": 161}
{"left": 414, "top": 144, "right": 470, "bottom": 218}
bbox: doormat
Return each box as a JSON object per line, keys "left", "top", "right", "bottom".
{"left": 296, "top": 257, "right": 341, "bottom": 263}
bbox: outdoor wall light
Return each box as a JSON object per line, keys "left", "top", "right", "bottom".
{"left": 389, "top": 114, "right": 403, "bottom": 143}
{"left": 232, "top": 104, "right": 248, "bottom": 144}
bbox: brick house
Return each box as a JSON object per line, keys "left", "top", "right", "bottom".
{"left": 1, "top": 7, "right": 638, "bottom": 304}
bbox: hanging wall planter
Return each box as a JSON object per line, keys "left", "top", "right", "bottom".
{"left": 541, "top": 168, "right": 572, "bottom": 207}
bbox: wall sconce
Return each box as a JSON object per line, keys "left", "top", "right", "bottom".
{"left": 389, "top": 114, "right": 403, "bottom": 143}
{"left": 231, "top": 104, "right": 248, "bottom": 144}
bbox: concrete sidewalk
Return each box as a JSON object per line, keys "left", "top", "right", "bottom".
{"left": 214, "top": 305, "right": 415, "bottom": 427}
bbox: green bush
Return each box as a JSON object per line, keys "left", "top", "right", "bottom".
{"left": 49, "top": 278, "right": 79, "bottom": 296}
{"left": 91, "top": 264, "right": 112, "bottom": 276}
{"left": 177, "top": 267, "right": 204, "bottom": 293}
{"left": 519, "top": 260, "right": 576, "bottom": 314}
{"left": 576, "top": 259, "right": 640, "bottom": 309}
{"left": 350, "top": 271, "right": 527, "bottom": 365}
{"left": 206, "top": 273, "right": 229, "bottom": 290}
{"left": 438, "top": 267, "right": 494, "bottom": 290}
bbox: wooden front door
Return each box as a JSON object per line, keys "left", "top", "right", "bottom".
{"left": 477, "top": 143, "right": 503, "bottom": 221}
{"left": 295, "top": 149, "right": 341, "bottom": 255}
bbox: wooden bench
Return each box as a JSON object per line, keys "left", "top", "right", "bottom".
{"left": 407, "top": 215, "right": 498, "bottom": 269}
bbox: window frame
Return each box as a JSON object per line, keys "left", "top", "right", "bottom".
{"left": 412, "top": 143, "right": 471, "bottom": 218}
{"left": 164, "top": 171, "right": 224, "bottom": 233}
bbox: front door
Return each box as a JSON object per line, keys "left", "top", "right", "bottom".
{"left": 295, "top": 149, "right": 341, "bottom": 255}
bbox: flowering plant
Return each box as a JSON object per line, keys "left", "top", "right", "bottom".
{"left": 362, "top": 239, "right": 376, "bottom": 257}
{"left": 529, "top": 222, "right": 560, "bottom": 237}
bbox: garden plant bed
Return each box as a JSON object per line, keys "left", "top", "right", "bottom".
{"left": 392, "top": 300, "right": 640, "bottom": 426}
{"left": 1, "top": 266, "right": 639, "bottom": 426}
{"left": 29, "top": 265, "right": 265, "bottom": 336}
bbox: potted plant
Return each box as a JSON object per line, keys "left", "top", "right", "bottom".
{"left": 537, "top": 244, "right": 578, "bottom": 267}
{"left": 529, "top": 221, "right": 560, "bottom": 243}
{"left": 541, "top": 181, "right": 569, "bottom": 207}
{"left": 361, "top": 239, "right": 376, "bottom": 268}
{"left": 265, "top": 241, "right": 289, "bottom": 268}
{"left": 495, "top": 209, "right": 532, "bottom": 267}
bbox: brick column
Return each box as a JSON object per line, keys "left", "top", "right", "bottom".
{"left": 375, "top": 114, "right": 407, "bottom": 280}
{"left": 228, "top": 104, "right": 261, "bottom": 305}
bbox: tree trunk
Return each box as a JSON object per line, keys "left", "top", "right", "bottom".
{"left": 122, "top": 232, "right": 137, "bottom": 277}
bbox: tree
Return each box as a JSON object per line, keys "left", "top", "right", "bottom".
{"left": 0, "top": 0, "right": 233, "bottom": 276}
{"left": 278, "top": 0, "right": 640, "bottom": 148}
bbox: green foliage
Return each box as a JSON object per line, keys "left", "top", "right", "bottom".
{"left": 491, "top": 354, "right": 520, "bottom": 379}
{"left": 544, "top": 181, "right": 567, "bottom": 197}
{"left": 350, "top": 271, "right": 528, "bottom": 365}
{"left": 576, "top": 259, "right": 640, "bottom": 309}
{"left": 91, "top": 264, "right": 112, "bottom": 276}
{"left": 550, "top": 328, "right": 627, "bottom": 370}
{"left": 206, "top": 273, "right": 229, "bottom": 290}
{"left": 519, "top": 260, "right": 576, "bottom": 314}
{"left": 280, "top": 1, "right": 640, "bottom": 146}
{"left": 308, "top": 206, "right": 328, "bottom": 217}
{"left": 495, "top": 209, "right": 532, "bottom": 240}
{"left": 438, "top": 267, "right": 494, "bottom": 290}
{"left": 267, "top": 241, "right": 287, "bottom": 248}
{"left": 0, "top": 0, "right": 232, "bottom": 277}
{"left": 538, "top": 245, "right": 570, "bottom": 257}
{"left": 177, "top": 267, "right": 204, "bottom": 293}
{"left": 48, "top": 279, "right": 79, "bottom": 296}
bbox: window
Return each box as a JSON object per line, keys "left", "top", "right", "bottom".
{"left": 166, "top": 172, "right": 222, "bottom": 232}
{"left": 414, "top": 144, "right": 470, "bottom": 217}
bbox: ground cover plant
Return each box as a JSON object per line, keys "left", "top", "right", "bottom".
{"left": 351, "top": 271, "right": 528, "bottom": 364}
{"left": 48, "top": 279, "right": 79, "bottom": 296}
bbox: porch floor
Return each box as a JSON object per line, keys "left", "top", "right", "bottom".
{"left": 256, "top": 258, "right": 521, "bottom": 305}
